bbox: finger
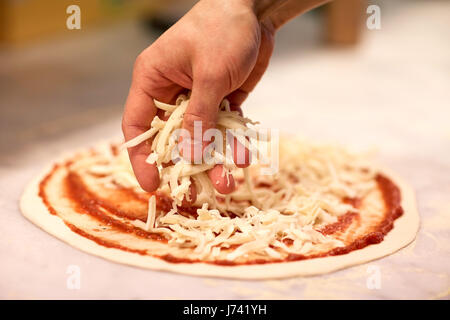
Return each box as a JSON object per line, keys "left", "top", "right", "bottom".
{"left": 180, "top": 83, "right": 222, "bottom": 163}
{"left": 182, "top": 77, "right": 237, "bottom": 194}
{"left": 122, "top": 82, "right": 160, "bottom": 192}
{"left": 226, "top": 22, "right": 275, "bottom": 169}
{"left": 240, "top": 19, "right": 275, "bottom": 93}
{"left": 226, "top": 89, "right": 249, "bottom": 110}
{"left": 208, "top": 164, "right": 236, "bottom": 194}
{"left": 181, "top": 78, "right": 226, "bottom": 161}
{"left": 227, "top": 19, "right": 275, "bottom": 108}
{"left": 228, "top": 105, "right": 251, "bottom": 168}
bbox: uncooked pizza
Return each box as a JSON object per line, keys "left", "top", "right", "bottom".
{"left": 21, "top": 95, "right": 419, "bottom": 279}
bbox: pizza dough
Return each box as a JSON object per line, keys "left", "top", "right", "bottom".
{"left": 20, "top": 142, "right": 419, "bottom": 279}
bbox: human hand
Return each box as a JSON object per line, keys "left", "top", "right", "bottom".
{"left": 122, "top": 0, "right": 276, "bottom": 197}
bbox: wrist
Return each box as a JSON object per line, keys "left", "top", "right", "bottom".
{"left": 242, "top": 0, "right": 288, "bottom": 20}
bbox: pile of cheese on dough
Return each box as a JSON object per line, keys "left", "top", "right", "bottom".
{"left": 84, "top": 95, "right": 377, "bottom": 261}
{"left": 122, "top": 94, "right": 262, "bottom": 208}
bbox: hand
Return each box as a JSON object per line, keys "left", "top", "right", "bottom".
{"left": 122, "top": 0, "right": 275, "bottom": 196}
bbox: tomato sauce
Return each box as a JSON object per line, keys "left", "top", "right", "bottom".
{"left": 38, "top": 161, "right": 403, "bottom": 265}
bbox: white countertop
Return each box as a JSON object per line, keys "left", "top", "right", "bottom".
{"left": 0, "top": 1, "right": 449, "bottom": 299}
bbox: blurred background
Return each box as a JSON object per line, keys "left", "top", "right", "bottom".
{"left": 0, "top": 0, "right": 448, "bottom": 160}
{"left": 0, "top": 0, "right": 370, "bottom": 153}
{"left": 0, "top": 0, "right": 449, "bottom": 299}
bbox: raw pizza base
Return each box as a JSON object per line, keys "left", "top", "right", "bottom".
{"left": 20, "top": 156, "right": 420, "bottom": 280}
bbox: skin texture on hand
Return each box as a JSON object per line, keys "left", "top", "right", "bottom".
{"left": 122, "top": 0, "right": 275, "bottom": 197}
{"left": 122, "top": 0, "right": 328, "bottom": 200}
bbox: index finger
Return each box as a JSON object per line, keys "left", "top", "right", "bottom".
{"left": 122, "top": 83, "right": 160, "bottom": 192}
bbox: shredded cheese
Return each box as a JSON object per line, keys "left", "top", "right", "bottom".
{"left": 145, "top": 195, "right": 156, "bottom": 231}
{"left": 80, "top": 94, "right": 377, "bottom": 262}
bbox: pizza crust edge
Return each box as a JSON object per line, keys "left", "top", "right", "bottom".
{"left": 20, "top": 157, "right": 420, "bottom": 280}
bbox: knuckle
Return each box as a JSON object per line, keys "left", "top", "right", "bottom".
{"left": 133, "top": 51, "right": 150, "bottom": 78}
{"left": 197, "top": 64, "right": 228, "bottom": 84}
{"left": 183, "top": 112, "right": 206, "bottom": 130}
{"left": 134, "top": 52, "right": 146, "bottom": 69}
{"left": 198, "top": 73, "right": 223, "bottom": 87}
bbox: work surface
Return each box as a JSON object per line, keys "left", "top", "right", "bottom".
{"left": 1, "top": 1, "right": 449, "bottom": 299}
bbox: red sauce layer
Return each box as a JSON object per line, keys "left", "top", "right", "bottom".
{"left": 320, "top": 212, "right": 359, "bottom": 235}
{"left": 38, "top": 162, "right": 403, "bottom": 265}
